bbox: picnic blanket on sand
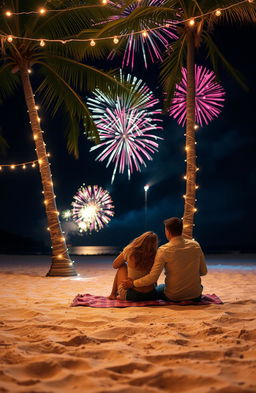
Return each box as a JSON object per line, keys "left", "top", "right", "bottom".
{"left": 71, "top": 293, "right": 223, "bottom": 308}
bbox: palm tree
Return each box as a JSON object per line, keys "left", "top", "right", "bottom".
{"left": 0, "top": 0, "right": 130, "bottom": 276}
{"left": 95, "top": 0, "right": 256, "bottom": 238}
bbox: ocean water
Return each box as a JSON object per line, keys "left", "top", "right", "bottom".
{"left": 206, "top": 254, "right": 256, "bottom": 270}
{"left": 0, "top": 253, "right": 256, "bottom": 274}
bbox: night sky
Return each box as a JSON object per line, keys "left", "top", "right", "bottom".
{"left": 0, "top": 23, "right": 255, "bottom": 253}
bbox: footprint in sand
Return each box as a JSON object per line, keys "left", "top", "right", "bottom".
{"left": 167, "top": 339, "right": 189, "bottom": 346}
{"left": 107, "top": 362, "right": 153, "bottom": 374}
{"left": 238, "top": 329, "right": 256, "bottom": 341}
{"left": 129, "top": 369, "right": 222, "bottom": 392}
{"left": 17, "top": 379, "right": 40, "bottom": 386}
{"left": 25, "top": 360, "right": 62, "bottom": 378}
{"left": 93, "top": 326, "right": 139, "bottom": 340}
{"left": 145, "top": 349, "right": 222, "bottom": 363}
{"left": 0, "top": 349, "right": 27, "bottom": 365}
{"left": 58, "top": 334, "right": 113, "bottom": 347}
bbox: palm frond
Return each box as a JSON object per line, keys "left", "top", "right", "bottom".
{"left": 160, "top": 34, "right": 186, "bottom": 111}
{"left": 96, "top": 5, "right": 178, "bottom": 39}
{"left": 65, "top": 116, "right": 81, "bottom": 158}
{"left": 36, "top": 62, "right": 99, "bottom": 157}
{"left": 202, "top": 31, "right": 248, "bottom": 90}
{"left": 192, "top": 0, "right": 204, "bottom": 15}
{"left": 0, "top": 63, "right": 20, "bottom": 103}
{"left": 40, "top": 54, "right": 133, "bottom": 97}
{"left": 34, "top": 2, "right": 116, "bottom": 38}
{"left": 215, "top": 1, "right": 256, "bottom": 24}
{"left": 194, "top": 0, "right": 256, "bottom": 30}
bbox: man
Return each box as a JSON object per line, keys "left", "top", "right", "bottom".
{"left": 122, "top": 217, "right": 207, "bottom": 302}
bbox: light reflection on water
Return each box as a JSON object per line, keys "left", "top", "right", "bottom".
{"left": 70, "top": 246, "right": 120, "bottom": 255}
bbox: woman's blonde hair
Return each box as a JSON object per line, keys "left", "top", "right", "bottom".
{"left": 124, "top": 231, "right": 158, "bottom": 271}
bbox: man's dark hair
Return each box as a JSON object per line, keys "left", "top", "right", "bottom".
{"left": 164, "top": 217, "right": 183, "bottom": 236}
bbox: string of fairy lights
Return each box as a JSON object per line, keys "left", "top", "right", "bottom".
{"left": 0, "top": 160, "right": 38, "bottom": 171}
{"left": 0, "top": 0, "right": 254, "bottom": 48}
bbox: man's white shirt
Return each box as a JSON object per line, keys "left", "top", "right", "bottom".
{"left": 133, "top": 236, "right": 207, "bottom": 301}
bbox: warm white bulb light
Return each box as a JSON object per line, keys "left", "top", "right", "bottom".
{"left": 90, "top": 40, "right": 96, "bottom": 46}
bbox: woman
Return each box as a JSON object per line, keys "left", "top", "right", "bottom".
{"left": 108, "top": 231, "right": 158, "bottom": 301}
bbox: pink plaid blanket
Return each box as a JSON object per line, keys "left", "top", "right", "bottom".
{"left": 71, "top": 293, "right": 223, "bottom": 308}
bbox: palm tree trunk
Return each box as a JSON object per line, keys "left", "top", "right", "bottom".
{"left": 20, "top": 64, "right": 77, "bottom": 276}
{"left": 183, "top": 29, "right": 197, "bottom": 239}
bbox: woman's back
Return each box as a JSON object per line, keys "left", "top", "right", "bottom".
{"left": 127, "top": 261, "right": 151, "bottom": 280}
{"left": 123, "top": 245, "right": 154, "bottom": 283}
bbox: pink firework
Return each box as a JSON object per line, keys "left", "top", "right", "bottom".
{"left": 108, "top": 0, "right": 177, "bottom": 69}
{"left": 88, "top": 72, "right": 163, "bottom": 183}
{"left": 169, "top": 65, "right": 225, "bottom": 127}
{"left": 72, "top": 185, "right": 114, "bottom": 233}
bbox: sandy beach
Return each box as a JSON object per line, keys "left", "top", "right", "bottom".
{"left": 0, "top": 254, "right": 256, "bottom": 393}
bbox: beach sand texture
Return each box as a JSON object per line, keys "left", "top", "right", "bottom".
{"left": 0, "top": 255, "right": 256, "bottom": 393}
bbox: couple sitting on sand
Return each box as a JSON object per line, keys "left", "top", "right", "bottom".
{"left": 109, "top": 217, "right": 207, "bottom": 302}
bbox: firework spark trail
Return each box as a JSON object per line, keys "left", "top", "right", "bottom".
{"left": 107, "top": 0, "right": 177, "bottom": 69}
{"left": 71, "top": 185, "right": 114, "bottom": 233}
{"left": 88, "top": 72, "right": 163, "bottom": 183}
{"left": 169, "top": 65, "right": 226, "bottom": 127}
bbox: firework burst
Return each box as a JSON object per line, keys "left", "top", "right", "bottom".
{"left": 108, "top": 0, "right": 177, "bottom": 69}
{"left": 62, "top": 210, "right": 72, "bottom": 221}
{"left": 72, "top": 185, "right": 114, "bottom": 233}
{"left": 88, "top": 71, "right": 163, "bottom": 183}
{"left": 169, "top": 65, "right": 225, "bottom": 127}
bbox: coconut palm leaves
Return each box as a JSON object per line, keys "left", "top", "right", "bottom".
{"left": 0, "top": 0, "right": 130, "bottom": 156}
